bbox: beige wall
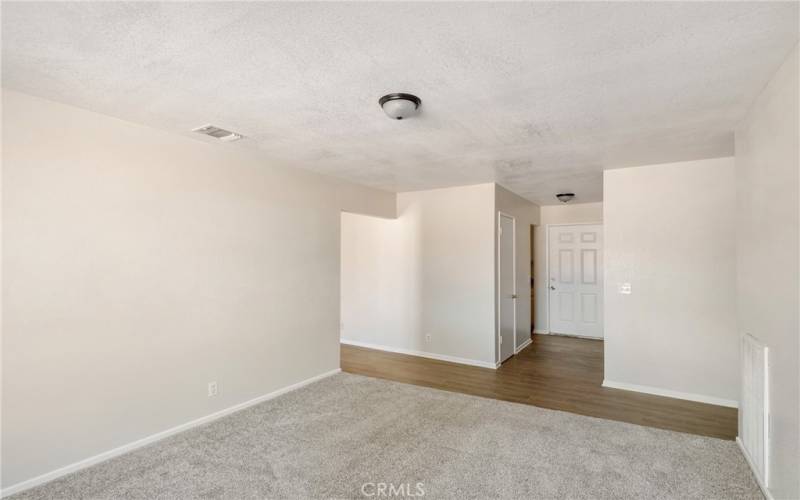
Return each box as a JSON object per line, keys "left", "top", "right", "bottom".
{"left": 341, "top": 184, "right": 496, "bottom": 365}
{"left": 603, "top": 157, "right": 738, "bottom": 406}
{"left": 341, "top": 183, "right": 538, "bottom": 365}
{"left": 495, "top": 185, "right": 541, "bottom": 351}
{"left": 1, "top": 90, "right": 396, "bottom": 488}
{"left": 397, "top": 185, "right": 497, "bottom": 365}
{"left": 340, "top": 212, "right": 412, "bottom": 352}
{"left": 735, "top": 44, "right": 799, "bottom": 500}
{"left": 532, "top": 202, "right": 603, "bottom": 332}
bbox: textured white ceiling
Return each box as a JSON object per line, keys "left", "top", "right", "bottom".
{"left": 2, "top": 2, "right": 798, "bottom": 204}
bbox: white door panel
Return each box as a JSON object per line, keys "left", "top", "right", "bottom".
{"left": 548, "top": 224, "right": 603, "bottom": 338}
{"left": 498, "top": 214, "right": 516, "bottom": 362}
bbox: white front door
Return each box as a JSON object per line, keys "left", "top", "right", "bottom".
{"left": 548, "top": 224, "right": 603, "bottom": 338}
{"left": 498, "top": 213, "right": 516, "bottom": 363}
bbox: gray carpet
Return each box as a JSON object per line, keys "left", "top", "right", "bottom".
{"left": 13, "top": 373, "right": 761, "bottom": 499}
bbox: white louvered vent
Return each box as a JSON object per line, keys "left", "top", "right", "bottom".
{"left": 192, "top": 124, "right": 244, "bottom": 142}
{"left": 741, "top": 333, "right": 769, "bottom": 486}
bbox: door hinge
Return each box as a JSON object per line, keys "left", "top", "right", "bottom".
{"left": 499, "top": 336, "right": 503, "bottom": 344}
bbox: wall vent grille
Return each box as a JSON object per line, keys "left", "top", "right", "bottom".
{"left": 741, "top": 333, "right": 769, "bottom": 487}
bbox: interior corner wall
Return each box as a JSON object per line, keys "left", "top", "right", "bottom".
{"left": 532, "top": 202, "right": 603, "bottom": 333}
{"left": 494, "top": 184, "right": 540, "bottom": 351}
{"left": 341, "top": 184, "right": 496, "bottom": 366}
{"left": 603, "top": 157, "right": 738, "bottom": 406}
{"left": 1, "top": 89, "right": 396, "bottom": 489}
{"left": 735, "top": 43, "right": 799, "bottom": 500}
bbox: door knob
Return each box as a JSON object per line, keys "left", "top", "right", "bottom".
{"left": 512, "top": 294, "right": 518, "bottom": 299}
{"left": 550, "top": 286, "right": 556, "bottom": 290}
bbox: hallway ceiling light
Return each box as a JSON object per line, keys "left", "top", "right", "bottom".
{"left": 192, "top": 124, "right": 244, "bottom": 142}
{"left": 379, "top": 93, "right": 421, "bottom": 120}
{"left": 556, "top": 193, "right": 575, "bottom": 203}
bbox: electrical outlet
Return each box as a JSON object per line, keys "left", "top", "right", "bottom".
{"left": 619, "top": 283, "right": 632, "bottom": 295}
{"left": 425, "top": 334, "right": 432, "bottom": 343}
{"left": 208, "top": 381, "right": 218, "bottom": 397}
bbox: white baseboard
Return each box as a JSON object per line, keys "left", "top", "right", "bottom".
{"left": 549, "top": 331, "right": 603, "bottom": 340}
{"left": 341, "top": 339, "right": 497, "bottom": 369}
{"left": 533, "top": 329, "right": 549, "bottom": 335}
{"left": 0, "top": 368, "right": 342, "bottom": 498}
{"left": 602, "top": 380, "right": 738, "bottom": 408}
{"left": 515, "top": 337, "right": 532, "bottom": 353}
{"left": 736, "top": 437, "right": 772, "bottom": 500}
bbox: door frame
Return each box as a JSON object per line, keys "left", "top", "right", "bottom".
{"left": 544, "top": 222, "right": 603, "bottom": 335}
{"left": 497, "top": 211, "right": 517, "bottom": 364}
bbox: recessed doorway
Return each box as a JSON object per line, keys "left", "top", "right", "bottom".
{"left": 547, "top": 223, "right": 604, "bottom": 338}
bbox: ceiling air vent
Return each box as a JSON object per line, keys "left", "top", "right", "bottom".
{"left": 192, "top": 124, "right": 244, "bottom": 142}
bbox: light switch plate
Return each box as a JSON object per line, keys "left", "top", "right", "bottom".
{"left": 619, "top": 283, "right": 632, "bottom": 294}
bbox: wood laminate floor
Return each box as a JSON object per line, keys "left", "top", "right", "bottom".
{"left": 341, "top": 334, "right": 737, "bottom": 440}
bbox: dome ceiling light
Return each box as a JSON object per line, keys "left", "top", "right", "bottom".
{"left": 192, "top": 124, "right": 244, "bottom": 142}
{"left": 379, "top": 93, "right": 421, "bottom": 120}
{"left": 556, "top": 193, "right": 575, "bottom": 203}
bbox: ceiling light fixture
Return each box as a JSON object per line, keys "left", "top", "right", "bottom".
{"left": 192, "top": 124, "right": 244, "bottom": 142}
{"left": 379, "top": 93, "right": 421, "bottom": 120}
{"left": 556, "top": 193, "right": 575, "bottom": 203}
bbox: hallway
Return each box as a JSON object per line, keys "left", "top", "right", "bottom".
{"left": 341, "top": 334, "right": 737, "bottom": 440}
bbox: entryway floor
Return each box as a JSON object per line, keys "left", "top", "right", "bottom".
{"left": 341, "top": 334, "right": 737, "bottom": 440}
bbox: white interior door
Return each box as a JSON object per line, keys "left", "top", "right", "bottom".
{"left": 548, "top": 224, "right": 603, "bottom": 338}
{"left": 498, "top": 213, "right": 516, "bottom": 362}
